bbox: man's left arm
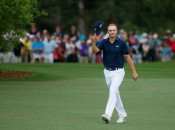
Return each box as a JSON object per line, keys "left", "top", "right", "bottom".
{"left": 124, "top": 55, "right": 138, "bottom": 81}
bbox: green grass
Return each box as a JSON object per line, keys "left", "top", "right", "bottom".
{"left": 0, "top": 62, "right": 175, "bottom": 130}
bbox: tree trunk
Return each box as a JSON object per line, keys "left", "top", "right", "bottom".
{"left": 78, "top": 0, "right": 86, "bottom": 34}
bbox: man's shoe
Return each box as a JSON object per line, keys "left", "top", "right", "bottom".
{"left": 116, "top": 116, "right": 126, "bottom": 123}
{"left": 102, "top": 114, "right": 110, "bottom": 123}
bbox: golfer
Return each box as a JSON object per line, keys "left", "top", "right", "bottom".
{"left": 91, "top": 23, "right": 138, "bottom": 123}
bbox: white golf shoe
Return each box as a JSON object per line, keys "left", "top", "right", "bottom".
{"left": 101, "top": 114, "right": 110, "bottom": 123}
{"left": 116, "top": 116, "right": 126, "bottom": 123}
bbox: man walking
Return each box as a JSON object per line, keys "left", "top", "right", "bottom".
{"left": 91, "top": 23, "right": 138, "bottom": 123}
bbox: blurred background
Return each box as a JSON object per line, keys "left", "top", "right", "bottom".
{"left": 1, "top": 0, "right": 175, "bottom": 64}
{"left": 34, "top": 0, "right": 175, "bottom": 35}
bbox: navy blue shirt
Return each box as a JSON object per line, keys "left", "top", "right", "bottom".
{"left": 97, "top": 37, "right": 129, "bottom": 69}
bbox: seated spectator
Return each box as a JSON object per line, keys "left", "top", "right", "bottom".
{"left": 31, "top": 35, "right": 44, "bottom": 63}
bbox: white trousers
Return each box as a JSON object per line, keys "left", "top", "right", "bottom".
{"left": 44, "top": 53, "right": 54, "bottom": 63}
{"left": 103, "top": 68, "right": 127, "bottom": 119}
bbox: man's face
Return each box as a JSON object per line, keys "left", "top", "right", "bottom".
{"left": 108, "top": 25, "right": 117, "bottom": 38}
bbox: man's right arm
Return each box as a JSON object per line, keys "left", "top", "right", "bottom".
{"left": 91, "top": 34, "right": 100, "bottom": 54}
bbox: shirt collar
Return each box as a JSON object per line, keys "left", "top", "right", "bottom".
{"left": 107, "top": 37, "right": 119, "bottom": 42}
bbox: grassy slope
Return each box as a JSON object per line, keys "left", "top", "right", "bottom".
{"left": 0, "top": 62, "right": 175, "bottom": 130}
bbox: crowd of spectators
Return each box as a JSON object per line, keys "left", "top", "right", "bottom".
{"left": 0, "top": 23, "right": 175, "bottom": 63}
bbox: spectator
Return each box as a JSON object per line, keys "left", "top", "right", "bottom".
{"left": 43, "top": 34, "right": 58, "bottom": 63}
{"left": 69, "top": 25, "right": 78, "bottom": 39}
{"left": 79, "top": 39, "right": 88, "bottom": 63}
{"left": 0, "top": 47, "right": 6, "bottom": 63}
{"left": 21, "top": 35, "right": 31, "bottom": 63}
{"left": 42, "top": 29, "right": 48, "bottom": 42}
{"left": 87, "top": 33, "right": 96, "bottom": 63}
{"left": 66, "top": 48, "right": 79, "bottom": 63}
{"left": 153, "top": 33, "right": 162, "bottom": 61}
{"left": 64, "top": 34, "right": 75, "bottom": 59}
{"left": 161, "top": 41, "right": 171, "bottom": 62}
{"left": 140, "top": 39, "right": 149, "bottom": 62}
{"left": 29, "top": 22, "right": 40, "bottom": 36}
{"left": 31, "top": 35, "right": 44, "bottom": 63}
{"left": 170, "top": 34, "right": 175, "bottom": 61}
{"left": 129, "top": 32, "right": 142, "bottom": 63}
{"left": 53, "top": 35, "right": 66, "bottom": 62}
{"left": 147, "top": 34, "right": 157, "bottom": 62}
{"left": 13, "top": 41, "right": 22, "bottom": 63}
{"left": 65, "top": 35, "right": 79, "bottom": 62}
{"left": 164, "top": 29, "right": 172, "bottom": 46}
{"left": 54, "top": 25, "right": 64, "bottom": 38}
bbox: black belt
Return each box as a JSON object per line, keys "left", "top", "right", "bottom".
{"left": 105, "top": 67, "right": 123, "bottom": 71}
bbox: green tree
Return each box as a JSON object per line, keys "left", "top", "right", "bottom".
{"left": 35, "top": 0, "right": 175, "bottom": 36}
{"left": 0, "top": 0, "right": 45, "bottom": 53}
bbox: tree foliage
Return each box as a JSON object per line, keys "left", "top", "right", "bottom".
{"left": 36, "top": 0, "right": 175, "bottom": 35}
{"left": 1, "top": 0, "right": 175, "bottom": 52}
{"left": 0, "top": 0, "right": 46, "bottom": 52}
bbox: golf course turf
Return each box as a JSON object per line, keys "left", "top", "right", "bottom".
{"left": 0, "top": 62, "right": 175, "bottom": 130}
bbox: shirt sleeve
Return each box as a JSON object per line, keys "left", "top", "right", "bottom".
{"left": 122, "top": 41, "right": 129, "bottom": 55}
{"left": 97, "top": 39, "right": 105, "bottom": 51}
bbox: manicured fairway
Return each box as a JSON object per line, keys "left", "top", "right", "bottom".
{"left": 0, "top": 62, "right": 175, "bottom": 130}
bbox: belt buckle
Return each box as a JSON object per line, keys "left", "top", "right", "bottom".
{"left": 109, "top": 68, "right": 112, "bottom": 71}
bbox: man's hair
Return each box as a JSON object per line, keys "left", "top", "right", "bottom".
{"left": 107, "top": 23, "right": 118, "bottom": 30}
